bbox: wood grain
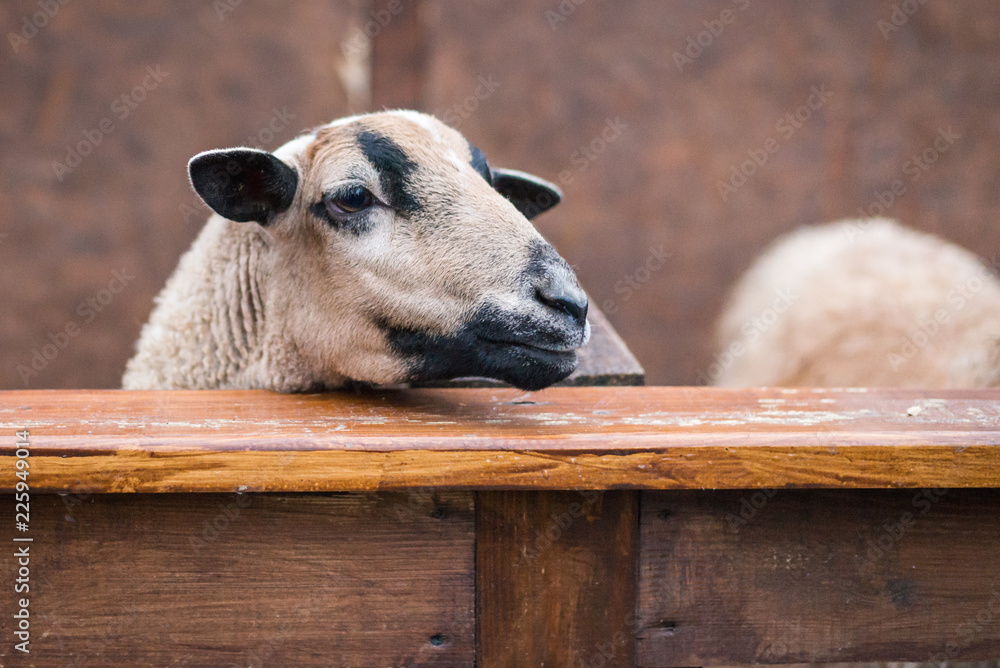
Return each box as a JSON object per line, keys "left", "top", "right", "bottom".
{"left": 370, "top": 0, "right": 427, "bottom": 111}
{"left": 639, "top": 489, "right": 1000, "bottom": 665}
{"left": 0, "top": 491, "right": 474, "bottom": 666}
{"left": 470, "top": 312, "right": 643, "bottom": 667}
{"left": 477, "top": 490, "right": 639, "bottom": 667}
{"left": 1, "top": 387, "right": 999, "bottom": 492}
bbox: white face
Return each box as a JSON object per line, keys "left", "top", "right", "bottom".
{"left": 190, "top": 111, "right": 590, "bottom": 390}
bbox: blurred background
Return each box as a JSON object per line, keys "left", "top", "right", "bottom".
{"left": 2, "top": 0, "right": 999, "bottom": 389}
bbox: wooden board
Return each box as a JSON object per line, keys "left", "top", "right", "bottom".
{"left": 0, "top": 491, "right": 474, "bottom": 665}
{"left": 638, "top": 489, "right": 1000, "bottom": 665}
{"left": 477, "top": 490, "right": 638, "bottom": 667}
{"left": 1, "top": 388, "right": 999, "bottom": 493}
{"left": 370, "top": 0, "right": 427, "bottom": 111}
{"left": 561, "top": 306, "right": 645, "bottom": 386}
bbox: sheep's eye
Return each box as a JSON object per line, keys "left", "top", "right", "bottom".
{"left": 326, "top": 186, "right": 374, "bottom": 215}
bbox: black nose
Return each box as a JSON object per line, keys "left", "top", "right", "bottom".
{"left": 536, "top": 274, "right": 588, "bottom": 325}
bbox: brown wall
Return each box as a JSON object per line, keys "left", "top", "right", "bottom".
{"left": 1, "top": 0, "right": 365, "bottom": 389}
{"left": 3, "top": 0, "right": 1000, "bottom": 388}
{"left": 405, "top": 0, "right": 1000, "bottom": 385}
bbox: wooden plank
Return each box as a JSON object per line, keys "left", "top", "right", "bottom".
{"left": 477, "top": 490, "right": 638, "bottom": 667}
{"left": 561, "top": 305, "right": 645, "bottom": 386}
{"left": 370, "top": 0, "right": 427, "bottom": 111}
{"left": 2, "top": 388, "right": 999, "bottom": 492}
{"left": 0, "top": 491, "right": 474, "bottom": 665}
{"left": 638, "top": 489, "right": 1000, "bottom": 666}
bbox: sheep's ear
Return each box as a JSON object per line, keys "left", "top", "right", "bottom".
{"left": 188, "top": 148, "right": 298, "bottom": 225}
{"left": 491, "top": 168, "right": 563, "bottom": 220}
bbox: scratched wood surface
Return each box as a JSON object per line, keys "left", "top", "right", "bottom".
{"left": 638, "top": 489, "right": 1000, "bottom": 665}
{"left": 1, "top": 388, "right": 999, "bottom": 492}
{"left": 0, "top": 492, "right": 475, "bottom": 666}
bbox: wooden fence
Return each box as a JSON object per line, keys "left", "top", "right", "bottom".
{"left": 2, "top": 386, "right": 999, "bottom": 666}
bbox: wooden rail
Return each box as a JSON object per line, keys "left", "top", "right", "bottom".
{"left": 2, "top": 387, "right": 1000, "bottom": 666}
{"left": 1, "top": 387, "right": 999, "bottom": 493}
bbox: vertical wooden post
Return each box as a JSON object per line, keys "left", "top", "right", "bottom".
{"left": 370, "top": 0, "right": 428, "bottom": 111}
{"left": 477, "top": 490, "right": 639, "bottom": 667}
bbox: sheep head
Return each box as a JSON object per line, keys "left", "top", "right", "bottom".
{"left": 188, "top": 110, "right": 589, "bottom": 391}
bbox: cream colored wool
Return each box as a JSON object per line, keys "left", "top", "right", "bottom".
{"left": 713, "top": 218, "right": 1000, "bottom": 387}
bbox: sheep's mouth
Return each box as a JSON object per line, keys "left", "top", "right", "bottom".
{"left": 475, "top": 335, "right": 579, "bottom": 357}
{"left": 379, "top": 321, "right": 581, "bottom": 391}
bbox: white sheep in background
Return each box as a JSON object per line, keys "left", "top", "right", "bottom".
{"left": 123, "top": 110, "right": 589, "bottom": 391}
{"left": 712, "top": 218, "right": 1000, "bottom": 387}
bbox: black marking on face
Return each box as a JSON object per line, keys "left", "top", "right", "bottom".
{"left": 375, "top": 299, "right": 584, "bottom": 391}
{"left": 468, "top": 142, "right": 492, "bottom": 185}
{"left": 357, "top": 130, "right": 421, "bottom": 213}
{"left": 524, "top": 239, "right": 554, "bottom": 282}
{"left": 526, "top": 240, "right": 589, "bottom": 326}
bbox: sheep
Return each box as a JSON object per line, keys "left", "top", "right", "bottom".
{"left": 712, "top": 218, "right": 1000, "bottom": 387}
{"left": 122, "top": 110, "right": 590, "bottom": 392}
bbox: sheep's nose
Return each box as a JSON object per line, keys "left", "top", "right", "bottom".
{"left": 536, "top": 274, "right": 589, "bottom": 326}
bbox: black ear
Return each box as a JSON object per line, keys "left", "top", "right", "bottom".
{"left": 188, "top": 148, "right": 298, "bottom": 225}
{"left": 491, "top": 168, "right": 563, "bottom": 220}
